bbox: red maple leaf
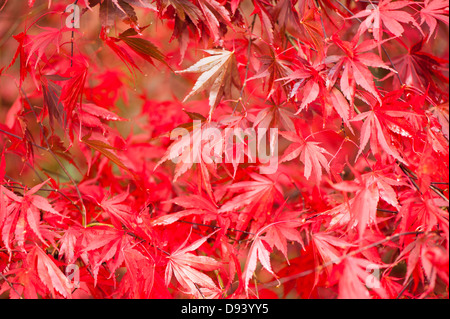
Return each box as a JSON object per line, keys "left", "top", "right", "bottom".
{"left": 165, "top": 230, "right": 221, "bottom": 297}
{"left": 351, "top": 0, "right": 422, "bottom": 44}
{"left": 419, "top": 0, "right": 449, "bottom": 40}
{"left": 219, "top": 173, "right": 284, "bottom": 235}
{"left": 279, "top": 131, "right": 331, "bottom": 182}
{"left": 327, "top": 34, "right": 396, "bottom": 104}
{"left": 0, "top": 180, "right": 62, "bottom": 252}
{"left": 335, "top": 257, "right": 387, "bottom": 299}
{"left": 263, "top": 205, "right": 304, "bottom": 261}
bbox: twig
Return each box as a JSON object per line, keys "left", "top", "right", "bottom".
{"left": 19, "top": 87, "right": 87, "bottom": 227}
{"left": 260, "top": 231, "right": 426, "bottom": 288}
{"left": 0, "top": 273, "right": 23, "bottom": 299}
{"left": 178, "top": 219, "right": 256, "bottom": 236}
{"left": 233, "top": 15, "right": 257, "bottom": 115}
{"left": 429, "top": 184, "right": 449, "bottom": 202}
{"left": 398, "top": 162, "right": 422, "bottom": 194}
{"left": 314, "top": 0, "right": 328, "bottom": 39}
{"left": 0, "top": 128, "right": 48, "bottom": 151}
{"left": 70, "top": 0, "right": 79, "bottom": 67}
{"left": 285, "top": 31, "right": 318, "bottom": 52}
{"left": 377, "top": 208, "right": 398, "bottom": 214}
{"left": 396, "top": 277, "right": 413, "bottom": 299}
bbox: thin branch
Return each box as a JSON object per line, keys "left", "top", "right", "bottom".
{"left": 377, "top": 208, "right": 398, "bottom": 214}
{"left": 261, "top": 231, "right": 426, "bottom": 288}
{"left": 70, "top": 0, "right": 79, "bottom": 67}
{"left": 314, "top": 0, "right": 328, "bottom": 39}
{"left": 233, "top": 15, "right": 257, "bottom": 114}
{"left": 398, "top": 162, "right": 422, "bottom": 194}
{"left": 178, "top": 219, "right": 256, "bottom": 236}
{"left": 0, "top": 273, "right": 23, "bottom": 299}
{"left": 19, "top": 87, "right": 87, "bottom": 227}
{"left": 0, "top": 128, "right": 48, "bottom": 151}
{"left": 429, "top": 184, "right": 449, "bottom": 202}
{"left": 285, "top": 31, "right": 318, "bottom": 52}
{"left": 396, "top": 277, "right": 413, "bottom": 299}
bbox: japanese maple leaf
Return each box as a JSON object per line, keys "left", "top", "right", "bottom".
{"left": 117, "top": 27, "right": 169, "bottom": 68}
{"left": 160, "top": 0, "right": 232, "bottom": 44}
{"left": 219, "top": 173, "right": 284, "bottom": 236}
{"left": 25, "top": 26, "right": 68, "bottom": 69}
{"left": 59, "top": 59, "right": 88, "bottom": 128}
{"left": 331, "top": 170, "right": 404, "bottom": 236}
{"left": 99, "top": 191, "right": 135, "bottom": 228}
{"left": 386, "top": 39, "right": 449, "bottom": 96}
{"left": 218, "top": 113, "right": 257, "bottom": 178}
{"left": 88, "top": 0, "right": 157, "bottom": 29}
{"left": 280, "top": 59, "right": 325, "bottom": 112}
{"left": 102, "top": 27, "right": 169, "bottom": 73}
{"left": 351, "top": 108, "right": 407, "bottom": 164}
{"left": 152, "top": 194, "right": 218, "bottom": 226}
{"left": 157, "top": 0, "right": 202, "bottom": 59}
{"left": 252, "top": 105, "right": 296, "bottom": 135}
{"left": 218, "top": 173, "right": 281, "bottom": 214}
{"left": 101, "top": 29, "right": 142, "bottom": 75}
{"left": 155, "top": 120, "right": 220, "bottom": 201}
{"left": 327, "top": 34, "right": 397, "bottom": 104}
{"left": 351, "top": 0, "right": 422, "bottom": 44}
{"left": 242, "top": 219, "right": 302, "bottom": 293}
{"left": 263, "top": 205, "right": 304, "bottom": 261}
{"left": 0, "top": 181, "right": 61, "bottom": 252}
{"left": 165, "top": 230, "right": 221, "bottom": 296}
{"left": 336, "top": 257, "right": 387, "bottom": 299}
{"left": 297, "top": 5, "right": 325, "bottom": 53}
{"left": 242, "top": 234, "right": 275, "bottom": 294}
{"left": 430, "top": 102, "right": 449, "bottom": 140}
{"left": 116, "top": 247, "right": 156, "bottom": 298}
{"left": 370, "top": 89, "right": 424, "bottom": 140}
{"left": 158, "top": 0, "right": 202, "bottom": 27}
{"left": 312, "top": 233, "right": 351, "bottom": 271}
{"left": 81, "top": 134, "right": 133, "bottom": 176}
{"left": 279, "top": 131, "right": 331, "bottom": 182}
{"left": 247, "top": 48, "right": 293, "bottom": 100}
{"left": 58, "top": 227, "right": 82, "bottom": 264}
{"left": 395, "top": 235, "right": 449, "bottom": 298}
{"left": 31, "top": 246, "right": 73, "bottom": 299}
{"left": 41, "top": 75, "right": 66, "bottom": 129}
{"left": 197, "top": 0, "right": 233, "bottom": 42}
{"left": 177, "top": 49, "right": 241, "bottom": 119}
{"left": 78, "top": 227, "right": 131, "bottom": 284}
{"left": 396, "top": 190, "right": 449, "bottom": 237}
{"left": 0, "top": 264, "right": 45, "bottom": 299}
{"left": 79, "top": 103, "right": 127, "bottom": 125}
{"left": 271, "top": 0, "right": 324, "bottom": 51}
{"left": 252, "top": 104, "right": 296, "bottom": 162}
{"left": 419, "top": 0, "right": 449, "bottom": 40}
{"left": 1, "top": 32, "right": 30, "bottom": 85}
{"left": 252, "top": 0, "right": 274, "bottom": 43}
{"left": 280, "top": 57, "right": 352, "bottom": 127}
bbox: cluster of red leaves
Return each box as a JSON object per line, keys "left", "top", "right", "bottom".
{"left": 0, "top": 0, "right": 448, "bottom": 299}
